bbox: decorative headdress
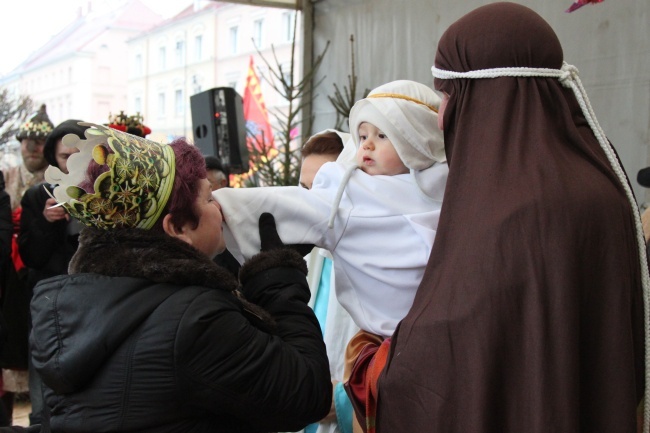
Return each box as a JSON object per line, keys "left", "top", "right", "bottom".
{"left": 44, "top": 123, "right": 175, "bottom": 230}
{"left": 16, "top": 104, "right": 54, "bottom": 141}
{"left": 325, "top": 81, "right": 449, "bottom": 228}
{"left": 107, "top": 111, "right": 152, "bottom": 137}
{"left": 348, "top": 80, "right": 445, "bottom": 170}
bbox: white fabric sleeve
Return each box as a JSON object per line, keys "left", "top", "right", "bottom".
{"left": 213, "top": 163, "right": 351, "bottom": 263}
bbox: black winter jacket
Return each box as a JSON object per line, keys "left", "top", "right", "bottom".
{"left": 0, "top": 187, "right": 12, "bottom": 281}
{"left": 18, "top": 182, "right": 80, "bottom": 290}
{"left": 30, "top": 228, "right": 331, "bottom": 433}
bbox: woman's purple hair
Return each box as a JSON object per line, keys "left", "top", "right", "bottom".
{"left": 79, "top": 137, "right": 207, "bottom": 231}
{"left": 163, "top": 137, "right": 207, "bottom": 231}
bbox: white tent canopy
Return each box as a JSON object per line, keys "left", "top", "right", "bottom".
{"left": 218, "top": 0, "right": 650, "bottom": 202}
{"left": 306, "top": 0, "right": 650, "bottom": 202}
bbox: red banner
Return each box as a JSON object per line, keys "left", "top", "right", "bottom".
{"left": 243, "top": 56, "right": 275, "bottom": 152}
{"left": 565, "top": 0, "right": 603, "bottom": 13}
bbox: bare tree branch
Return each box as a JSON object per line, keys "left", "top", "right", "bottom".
{"left": 0, "top": 88, "right": 33, "bottom": 147}
{"left": 327, "top": 35, "right": 370, "bottom": 131}
{"left": 244, "top": 11, "right": 329, "bottom": 187}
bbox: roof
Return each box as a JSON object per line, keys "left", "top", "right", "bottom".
{"left": 9, "top": 0, "right": 162, "bottom": 74}
{"left": 128, "top": 1, "right": 225, "bottom": 41}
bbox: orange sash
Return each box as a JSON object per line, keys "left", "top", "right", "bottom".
{"left": 344, "top": 331, "right": 391, "bottom": 433}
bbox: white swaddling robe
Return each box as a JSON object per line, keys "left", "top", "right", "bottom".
{"left": 214, "top": 161, "right": 448, "bottom": 337}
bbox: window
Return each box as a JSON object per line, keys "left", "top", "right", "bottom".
{"left": 158, "top": 46, "right": 167, "bottom": 71}
{"left": 175, "top": 40, "right": 185, "bottom": 67}
{"left": 175, "top": 89, "right": 184, "bottom": 116}
{"left": 229, "top": 25, "right": 239, "bottom": 55}
{"left": 158, "top": 92, "right": 166, "bottom": 117}
{"left": 226, "top": 72, "right": 239, "bottom": 91}
{"left": 194, "top": 35, "right": 203, "bottom": 61}
{"left": 253, "top": 19, "right": 264, "bottom": 48}
{"left": 134, "top": 54, "right": 142, "bottom": 76}
{"left": 134, "top": 97, "right": 142, "bottom": 113}
{"left": 192, "top": 74, "right": 202, "bottom": 94}
{"left": 282, "top": 11, "right": 295, "bottom": 42}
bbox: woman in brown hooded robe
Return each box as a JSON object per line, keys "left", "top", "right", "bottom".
{"left": 376, "top": 3, "right": 647, "bottom": 433}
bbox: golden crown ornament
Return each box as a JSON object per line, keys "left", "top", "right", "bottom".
{"left": 16, "top": 104, "right": 54, "bottom": 141}
{"left": 45, "top": 123, "right": 176, "bottom": 230}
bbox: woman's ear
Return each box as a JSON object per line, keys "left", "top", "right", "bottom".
{"left": 162, "top": 214, "right": 191, "bottom": 244}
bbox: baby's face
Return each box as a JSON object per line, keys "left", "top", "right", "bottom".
{"left": 356, "top": 122, "right": 408, "bottom": 176}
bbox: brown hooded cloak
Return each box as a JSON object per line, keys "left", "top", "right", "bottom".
{"left": 377, "top": 3, "right": 646, "bottom": 433}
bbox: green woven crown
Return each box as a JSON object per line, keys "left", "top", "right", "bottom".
{"left": 44, "top": 123, "right": 175, "bottom": 230}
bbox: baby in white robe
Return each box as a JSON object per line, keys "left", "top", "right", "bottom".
{"left": 214, "top": 80, "right": 448, "bottom": 339}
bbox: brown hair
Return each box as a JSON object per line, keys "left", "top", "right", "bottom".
{"left": 301, "top": 131, "right": 344, "bottom": 159}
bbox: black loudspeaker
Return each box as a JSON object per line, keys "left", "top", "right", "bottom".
{"left": 190, "top": 87, "right": 249, "bottom": 174}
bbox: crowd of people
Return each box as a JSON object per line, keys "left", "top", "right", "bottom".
{"left": 0, "top": 3, "right": 647, "bottom": 433}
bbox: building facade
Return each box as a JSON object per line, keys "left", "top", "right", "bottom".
{"left": 0, "top": 0, "right": 163, "bottom": 128}
{"left": 127, "top": 0, "right": 301, "bottom": 144}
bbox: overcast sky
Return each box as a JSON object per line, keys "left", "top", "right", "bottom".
{"left": 0, "top": 0, "right": 192, "bottom": 76}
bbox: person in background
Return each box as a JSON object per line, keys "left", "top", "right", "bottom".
{"left": 298, "top": 130, "right": 360, "bottom": 433}
{"left": 106, "top": 110, "right": 151, "bottom": 138}
{"left": 377, "top": 3, "right": 647, "bottom": 432}
{"left": 4, "top": 105, "right": 53, "bottom": 210}
{"left": 299, "top": 131, "right": 346, "bottom": 189}
{"left": 0, "top": 171, "right": 14, "bottom": 427}
{"left": 30, "top": 123, "right": 331, "bottom": 432}
{"left": 1, "top": 104, "right": 53, "bottom": 425}
{"left": 205, "top": 155, "right": 229, "bottom": 191}
{"left": 0, "top": 171, "right": 12, "bottom": 293}
{"left": 17, "top": 119, "right": 89, "bottom": 426}
{"left": 636, "top": 166, "right": 650, "bottom": 241}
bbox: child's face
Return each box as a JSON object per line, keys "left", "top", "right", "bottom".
{"left": 356, "top": 122, "right": 408, "bottom": 176}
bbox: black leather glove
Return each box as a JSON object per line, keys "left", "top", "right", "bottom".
{"left": 258, "top": 212, "right": 314, "bottom": 256}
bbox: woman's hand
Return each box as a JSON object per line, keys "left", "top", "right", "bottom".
{"left": 258, "top": 212, "right": 314, "bottom": 256}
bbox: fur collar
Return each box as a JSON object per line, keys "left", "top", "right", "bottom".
{"left": 69, "top": 227, "right": 239, "bottom": 293}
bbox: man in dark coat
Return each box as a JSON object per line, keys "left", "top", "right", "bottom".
{"left": 18, "top": 119, "right": 88, "bottom": 426}
{"left": 1, "top": 105, "right": 54, "bottom": 424}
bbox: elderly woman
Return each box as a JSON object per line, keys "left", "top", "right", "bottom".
{"left": 29, "top": 124, "right": 331, "bottom": 432}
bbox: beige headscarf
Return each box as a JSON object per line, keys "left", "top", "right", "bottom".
{"left": 327, "top": 80, "right": 448, "bottom": 228}
{"left": 348, "top": 79, "right": 445, "bottom": 169}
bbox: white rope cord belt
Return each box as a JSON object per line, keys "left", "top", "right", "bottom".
{"left": 433, "top": 61, "right": 650, "bottom": 433}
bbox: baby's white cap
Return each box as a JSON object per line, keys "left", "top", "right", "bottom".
{"left": 348, "top": 80, "right": 446, "bottom": 170}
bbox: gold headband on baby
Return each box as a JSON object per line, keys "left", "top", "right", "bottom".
{"left": 44, "top": 123, "right": 175, "bottom": 230}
